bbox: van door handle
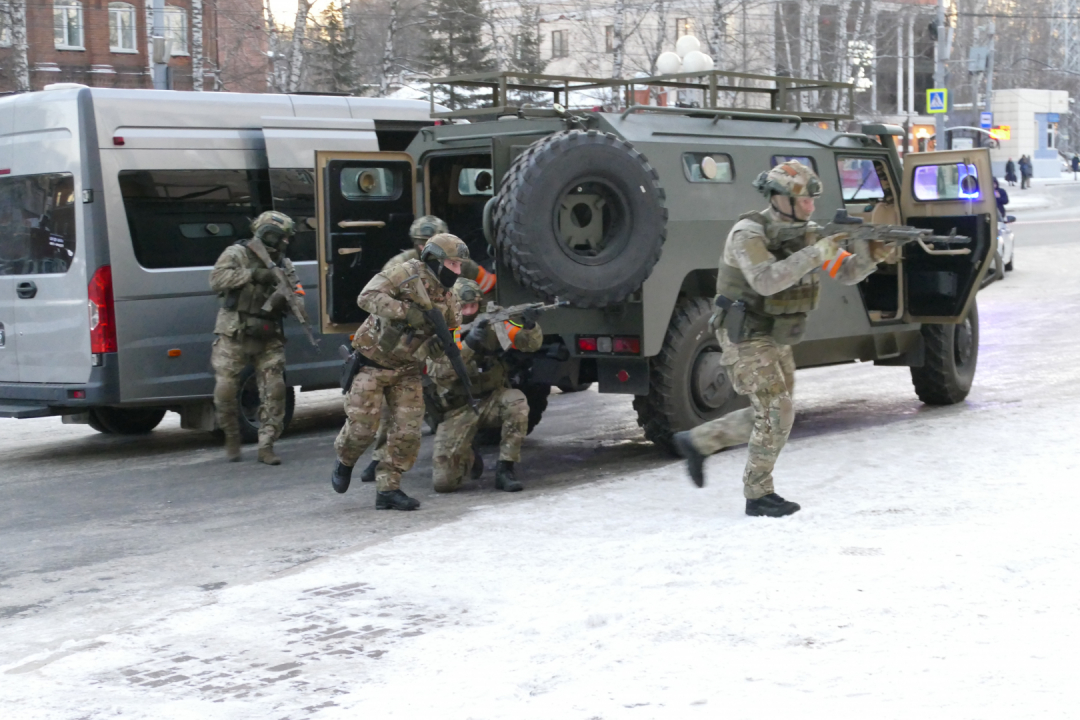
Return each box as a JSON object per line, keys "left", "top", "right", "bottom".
{"left": 16, "top": 281, "right": 37, "bottom": 299}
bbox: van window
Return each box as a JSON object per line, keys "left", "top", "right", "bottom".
{"left": 0, "top": 173, "right": 77, "bottom": 276}
{"left": 911, "top": 163, "right": 980, "bottom": 202}
{"left": 683, "top": 153, "right": 733, "bottom": 183}
{"left": 836, "top": 157, "right": 886, "bottom": 201}
{"left": 269, "top": 169, "right": 316, "bottom": 262}
{"left": 457, "top": 168, "right": 494, "bottom": 196}
{"left": 340, "top": 167, "right": 399, "bottom": 201}
{"left": 120, "top": 169, "right": 272, "bottom": 269}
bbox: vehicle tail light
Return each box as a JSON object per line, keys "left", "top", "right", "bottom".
{"left": 613, "top": 336, "right": 640, "bottom": 354}
{"left": 88, "top": 265, "right": 117, "bottom": 353}
{"left": 578, "top": 337, "right": 598, "bottom": 353}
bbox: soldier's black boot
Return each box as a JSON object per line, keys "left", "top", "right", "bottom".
{"left": 470, "top": 449, "right": 484, "bottom": 479}
{"left": 375, "top": 489, "right": 421, "bottom": 511}
{"left": 672, "top": 431, "right": 706, "bottom": 488}
{"left": 495, "top": 460, "right": 523, "bottom": 492}
{"left": 745, "top": 493, "right": 801, "bottom": 517}
{"left": 331, "top": 461, "right": 353, "bottom": 494}
{"left": 360, "top": 460, "right": 378, "bottom": 483}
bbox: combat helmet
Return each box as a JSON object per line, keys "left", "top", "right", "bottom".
{"left": 251, "top": 210, "right": 295, "bottom": 249}
{"left": 752, "top": 161, "right": 823, "bottom": 199}
{"left": 420, "top": 233, "right": 471, "bottom": 263}
{"left": 409, "top": 215, "right": 449, "bottom": 242}
{"left": 453, "top": 277, "right": 483, "bottom": 305}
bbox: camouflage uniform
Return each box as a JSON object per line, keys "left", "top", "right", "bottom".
{"left": 333, "top": 257, "right": 462, "bottom": 493}
{"left": 429, "top": 304, "right": 543, "bottom": 493}
{"left": 209, "top": 212, "right": 299, "bottom": 463}
{"left": 679, "top": 162, "right": 879, "bottom": 511}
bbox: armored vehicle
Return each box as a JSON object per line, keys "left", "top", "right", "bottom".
{"left": 315, "top": 71, "right": 995, "bottom": 451}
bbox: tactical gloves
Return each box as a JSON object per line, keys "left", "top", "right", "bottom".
{"left": 404, "top": 303, "right": 428, "bottom": 329}
{"left": 520, "top": 306, "right": 542, "bottom": 330}
{"left": 814, "top": 233, "right": 847, "bottom": 262}
{"left": 251, "top": 268, "right": 278, "bottom": 285}
{"left": 464, "top": 318, "right": 491, "bottom": 350}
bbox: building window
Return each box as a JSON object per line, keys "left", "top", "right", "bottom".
{"left": 54, "top": 1, "right": 85, "bottom": 50}
{"left": 551, "top": 30, "right": 567, "bottom": 59}
{"left": 605, "top": 26, "right": 614, "bottom": 53}
{"left": 165, "top": 5, "right": 188, "bottom": 55}
{"left": 676, "top": 17, "right": 695, "bottom": 40}
{"left": 1048, "top": 121, "right": 1059, "bottom": 149}
{"left": 109, "top": 3, "right": 137, "bottom": 52}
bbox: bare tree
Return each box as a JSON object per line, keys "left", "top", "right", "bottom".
{"left": 288, "top": 1, "right": 312, "bottom": 92}
{"left": 1, "top": 1, "right": 29, "bottom": 92}
{"left": 192, "top": 0, "right": 204, "bottom": 91}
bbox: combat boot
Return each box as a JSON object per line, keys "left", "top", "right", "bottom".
{"left": 672, "top": 431, "right": 706, "bottom": 487}
{"left": 470, "top": 449, "right": 484, "bottom": 479}
{"left": 360, "top": 460, "right": 379, "bottom": 483}
{"left": 495, "top": 460, "right": 523, "bottom": 492}
{"left": 224, "top": 432, "right": 241, "bottom": 463}
{"left": 376, "top": 489, "right": 421, "bottom": 511}
{"left": 331, "top": 461, "right": 353, "bottom": 494}
{"left": 745, "top": 493, "right": 801, "bottom": 518}
{"left": 258, "top": 446, "right": 282, "bottom": 466}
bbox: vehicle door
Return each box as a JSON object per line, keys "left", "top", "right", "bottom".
{"left": 315, "top": 151, "right": 415, "bottom": 335}
{"left": 264, "top": 119, "right": 381, "bottom": 379}
{"left": 0, "top": 105, "right": 17, "bottom": 382}
{"left": 899, "top": 148, "right": 996, "bottom": 323}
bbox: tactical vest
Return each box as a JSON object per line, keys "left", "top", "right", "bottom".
{"left": 715, "top": 210, "right": 820, "bottom": 317}
{"left": 220, "top": 242, "right": 282, "bottom": 338}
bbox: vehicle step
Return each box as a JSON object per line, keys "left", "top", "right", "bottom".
{"left": 0, "top": 403, "right": 55, "bottom": 419}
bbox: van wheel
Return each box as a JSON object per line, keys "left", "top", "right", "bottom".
{"left": 474, "top": 383, "right": 550, "bottom": 445}
{"left": 88, "top": 407, "right": 167, "bottom": 435}
{"left": 634, "top": 297, "right": 747, "bottom": 455}
{"left": 236, "top": 367, "right": 296, "bottom": 444}
{"left": 494, "top": 129, "right": 667, "bottom": 308}
{"left": 911, "top": 300, "right": 979, "bottom": 405}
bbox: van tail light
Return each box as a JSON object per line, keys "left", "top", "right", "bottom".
{"left": 613, "top": 336, "right": 641, "bottom": 354}
{"left": 578, "top": 337, "right": 598, "bottom": 352}
{"left": 88, "top": 265, "right": 117, "bottom": 353}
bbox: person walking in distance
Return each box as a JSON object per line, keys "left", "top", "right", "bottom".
{"left": 1004, "top": 158, "right": 1017, "bottom": 187}
{"left": 330, "top": 234, "right": 467, "bottom": 511}
{"left": 672, "top": 161, "right": 888, "bottom": 517}
{"left": 209, "top": 211, "right": 299, "bottom": 465}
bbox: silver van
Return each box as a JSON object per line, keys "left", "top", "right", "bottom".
{"left": 0, "top": 85, "right": 436, "bottom": 438}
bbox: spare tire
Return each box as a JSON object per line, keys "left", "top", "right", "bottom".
{"left": 494, "top": 129, "right": 667, "bottom": 308}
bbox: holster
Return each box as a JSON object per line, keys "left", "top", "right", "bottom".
{"left": 339, "top": 345, "right": 364, "bottom": 394}
{"left": 242, "top": 314, "right": 281, "bottom": 339}
{"left": 714, "top": 295, "right": 748, "bottom": 344}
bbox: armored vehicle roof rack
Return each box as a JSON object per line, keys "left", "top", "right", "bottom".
{"left": 427, "top": 70, "right": 854, "bottom": 124}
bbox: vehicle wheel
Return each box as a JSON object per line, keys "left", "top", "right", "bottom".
{"left": 88, "top": 407, "right": 167, "bottom": 435}
{"left": 910, "top": 300, "right": 979, "bottom": 405}
{"left": 634, "top": 297, "right": 748, "bottom": 455}
{"left": 557, "top": 380, "right": 594, "bottom": 393}
{"left": 494, "top": 129, "right": 667, "bottom": 308}
{"left": 474, "top": 383, "right": 551, "bottom": 445}
{"left": 236, "top": 366, "right": 296, "bottom": 444}
{"left": 980, "top": 251, "right": 1004, "bottom": 289}
{"left": 1005, "top": 257, "right": 1014, "bottom": 272}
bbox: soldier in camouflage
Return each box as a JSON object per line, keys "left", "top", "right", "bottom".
{"left": 429, "top": 278, "right": 544, "bottom": 493}
{"left": 359, "top": 215, "right": 499, "bottom": 484}
{"left": 672, "top": 161, "right": 885, "bottom": 517}
{"left": 330, "top": 233, "right": 466, "bottom": 511}
{"left": 209, "top": 211, "right": 299, "bottom": 466}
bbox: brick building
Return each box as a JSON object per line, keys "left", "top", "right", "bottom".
{"left": 0, "top": 1, "right": 267, "bottom": 93}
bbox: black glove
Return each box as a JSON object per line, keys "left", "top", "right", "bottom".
{"left": 464, "top": 318, "right": 491, "bottom": 350}
{"left": 520, "top": 306, "right": 542, "bottom": 330}
{"left": 404, "top": 303, "right": 427, "bottom": 329}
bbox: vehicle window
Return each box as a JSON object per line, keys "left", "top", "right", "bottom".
{"left": 0, "top": 173, "right": 77, "bottom": 276}
{"left": 340, "top": 167, "right": 399, "bottom": 201}
{"left": 772, "top": 155, "right": 817, "bottom": 172}
{"left": 120, "top": 169, "right": 272, "bottom": 269}
{"left": 457, "top": 168, "right": 494, "bottom": 196}
{"left": 836, "top": 158, "right": 886, "bottom": 201}
{"left": 269, "top": 168, "right": 316, "bottom": 262}
{"left": 911, "top": 163, "right": 980, "bottom": 201}
{"left": 683, "top": 153, "right": 733, "bottom": 183}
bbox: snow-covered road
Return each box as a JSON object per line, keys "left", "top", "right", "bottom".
{"left": 3, "top": 233, "right": 1080, "bottom": 718}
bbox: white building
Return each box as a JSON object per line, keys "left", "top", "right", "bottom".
{"left": 989, "top": 89, "right": 1071, "bottom": 178}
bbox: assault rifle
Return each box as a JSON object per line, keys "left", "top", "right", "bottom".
{"left": 247, "top": 238, "right": 320, "bottom": 348}
{"left": 820, "top": 209, "right": 972, "bottom": 257}
{"left": 469, "top": 300, "right": 570, "bottom": 350}
{"left": 400, "top": 274, "right": 480, "bottom": 415}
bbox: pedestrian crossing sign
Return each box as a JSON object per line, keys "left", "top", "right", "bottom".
{"left": 927, "top": 89, "right": 947, "bottom": 114}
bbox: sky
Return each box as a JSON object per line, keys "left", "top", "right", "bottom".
{"left": 267, "top": 0, "right": 334, "bottom": 25}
